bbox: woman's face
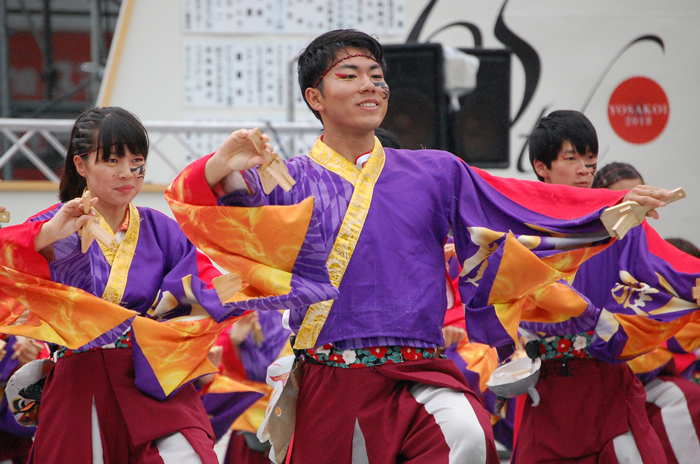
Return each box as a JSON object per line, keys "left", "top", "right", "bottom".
{"left": 74, "top": 146, "right": 146, "bottom": 210}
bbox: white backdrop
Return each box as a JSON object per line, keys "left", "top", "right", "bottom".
{"left": 4, "top": 0, "right": 698, "bottom": 245}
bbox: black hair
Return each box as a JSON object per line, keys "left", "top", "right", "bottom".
{"left": 374, "top": 127, "right": 401, "bottom": 149}
{"left": 666, "top": 238, "right": 700, "bottom": 259}
{"left": 528, "top": 110, "right": 598, "bottom": 181}
{"left": 59, "top": 107, "right": 149, "bottom": 202}
{"left": 592, "top": 162, "right": 644, "bottom": 189}
{"left": 297, "top": 29, "right": 386, "bottom": 122}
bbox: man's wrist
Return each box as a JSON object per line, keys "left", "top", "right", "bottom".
{"left": 216, "top": 170, "right": 250, "bottom": 197}
{"left": 204, "top": 154, "right": 234, "bottom": 190}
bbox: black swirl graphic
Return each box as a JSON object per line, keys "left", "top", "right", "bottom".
{"left": 406, "top": 0, "right": 439, "bottom": 43}
{"left": 580, "top": 35, "right": 665, "bottom": 112}
{"left": 425, "top": 22, "right": 483, "bottom": 47}
{"left": 494, "top": 0, "right": 540, "bottom": 126}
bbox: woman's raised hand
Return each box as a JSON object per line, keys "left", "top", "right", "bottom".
{"left": 34, "top": 197, "right": 98, "bottom": 252}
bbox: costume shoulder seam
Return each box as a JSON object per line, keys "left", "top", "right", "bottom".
{"left": 136, "top": 206, "right": 174, "bottom": 222}
{"left": 28, "top": 203, "right": 61, "bottom": 221}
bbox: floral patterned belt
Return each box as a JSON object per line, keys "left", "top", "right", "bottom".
{"left": 53, "top": 329, "right": 132, "bottom": 361}
{"left": 526, "top": 331, "right": 595, "bottom": 362}
{"left": 303, "top": 344, "right": 440, "bottom": 368}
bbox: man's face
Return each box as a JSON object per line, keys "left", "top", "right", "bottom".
{"left": 534, "top": 140, "right": 597, "bottom": 188}
{"left": 306, "top": 47, "right": 389, "bottom": 135}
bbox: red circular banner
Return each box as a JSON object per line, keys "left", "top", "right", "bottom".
{"left": 608, "top": 76, "right": 669, "bottom": 144}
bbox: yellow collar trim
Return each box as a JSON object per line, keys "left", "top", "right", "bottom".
{"left": 294, "top": 137, "right": 386, "bottom": 349}
{"left": 307, "top": 137, "right": 380, "bottom": 186}
{"left": 98, "top": 203, "right": 140, "bottom": 305}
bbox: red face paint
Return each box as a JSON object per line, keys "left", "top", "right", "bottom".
{"left": 311, "top": 53, "right": 380, "bottom": 88}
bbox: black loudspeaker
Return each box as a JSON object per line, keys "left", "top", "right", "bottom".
{"left": 381, "top": 43, "right": 448, "bottom": 151}
{"left": 380, "top": 44, "right": 511, "bottom": 168}
{"left": 452, "top": 48, "right": 511, "bottom": 168}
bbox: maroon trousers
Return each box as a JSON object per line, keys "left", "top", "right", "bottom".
{"left": 289, "top": 358, "right": 499, "bottom": 464}
{"left": 0, "top": 429, "right": 32, "bottom": 464}
{"left": 29, "top": 348, "right": 218, "bottom": 464}
{"left": 224, "top": 432, "right": 271, "bottom": 464}
{"left": 514, "top": 358, "right": 666, "bottom": 464}
{"left": 645, "top": 372, "right": 700, "bottom": 464}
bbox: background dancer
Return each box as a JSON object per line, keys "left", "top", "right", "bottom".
{"left": 516, "top": 109, "right": 700, "bottom": 463}
{"left": 593, "top": 160, "right": 700, "bottom": 464}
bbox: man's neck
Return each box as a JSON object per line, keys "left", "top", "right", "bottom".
{"left": 321, "top": 130, "right": 376, "bottom": 164}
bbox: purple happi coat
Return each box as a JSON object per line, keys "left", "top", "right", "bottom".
{"left": 10, "top": 204, "right": 250, "bottom": 400}
{"left": 205, "top": 139, "right": 614, "bottom": 351}
{"left": 30, "top": 204, "right": 245, "bottom": 327}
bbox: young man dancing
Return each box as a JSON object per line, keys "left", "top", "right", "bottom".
{"left": 168, "top": 32, "right": 675, "bottom": 464}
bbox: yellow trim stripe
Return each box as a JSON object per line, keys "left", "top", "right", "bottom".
{"left": 100, "top": 203, "right": 140, "bottom": 305}
{"left": 294, "top": 137, "right": 385, "bottom": 349}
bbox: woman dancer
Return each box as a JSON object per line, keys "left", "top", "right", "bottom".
{"left": 0, "top": 107, "right": 244, "bottom": 463}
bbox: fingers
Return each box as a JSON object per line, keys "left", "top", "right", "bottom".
{"left": 626, "top": 185, "right": 673, "bottom": 202}
{"left": 64, "top": 198, "right": 97, "bottom": 228}
{"left": 219, "top": 129, "right": 253, "bottom": 155}
{"left": 11, "top": 337, "right": 43, "bottom": 365}
{"left": 74, "top": 215, "right": 94, "bottom": 230}
{"left": 622, "top": 185, "right": 675, "bottom": 218}
{"left": 441, "top": 326, "right": 467, "bottom": 347}
{"left": 243, "top": 311, "right": 259, "bottom": 322}
{"left": 208, "top": 128, "right": 272, "bottom": 186}
{"left": 64, "top": 197, "right": 83, "bottom": 211}
{"left": 233, "top": 128, "right": 275, "bottom": 157}
{"left": 64, "top": 197, "right": 98, "bottom": 217}
{"left": 239, "top": 311, "right": 259, "bottom": 328}
{"left": 243, "top": 155, "right": 266, "bottom": 171}
{"left": 232, "top": 128, "right": 250, "bottom": 139}
{"left": 646, "top": 185, "right": 674, "bottom": 199}
{"left": 635, "top": 194, "right": 666, "bottom": 209}
{"left": 229, "top": 312, "right": 259, "bottom": 345}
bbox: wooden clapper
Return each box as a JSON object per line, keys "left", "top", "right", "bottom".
{"left": 248, "top": 128, "right": 296, "bottom": 194}
{"left": 79, "top": 190, "right": 117, "bottom": 253}
{"left": 601, "top": 187, "right": 686, "bottom": 240}
{"left": 600, "top": 186, "right": 700, "bottom": 305}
